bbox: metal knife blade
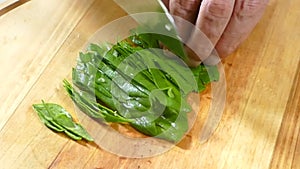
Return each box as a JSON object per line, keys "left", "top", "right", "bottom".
{"left": 113, "top": 0, "right": 187, "bottom": 60}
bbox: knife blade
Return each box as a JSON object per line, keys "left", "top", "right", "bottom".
{"left": 113, "top": 0, "right": 187, "bottom": 61}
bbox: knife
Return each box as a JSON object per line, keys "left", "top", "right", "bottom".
{"left": 113, "top": 0, "right": 187, "bottom": 61}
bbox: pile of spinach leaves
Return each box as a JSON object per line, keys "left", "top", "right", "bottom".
{"left": 61, "top": 33, "right": 219, "bottom": 142}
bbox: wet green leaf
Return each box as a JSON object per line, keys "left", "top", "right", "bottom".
{"left": 32, "top": 101, "right": 94, "bottom": 142}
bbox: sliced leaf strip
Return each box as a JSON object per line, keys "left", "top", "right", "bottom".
{"left": 32, "top": 101, "right": 94, "bottom": 142}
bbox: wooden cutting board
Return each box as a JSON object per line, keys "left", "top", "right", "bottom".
{"left": 0, "top": 0, "right": 299, "bottom": 168}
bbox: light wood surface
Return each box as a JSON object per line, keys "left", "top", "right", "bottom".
{"left": 0, "top": 0, "right": 299, "bottom": 168}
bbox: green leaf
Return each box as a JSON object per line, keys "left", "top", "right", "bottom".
{"left": 32, "top": 101, "right": 94, "bottom": 142}
{"left": 64, "top": 130, "right": 82, "bottom": 141}
{"left": 63, "top": 80, "right": 134, "bottom": 123}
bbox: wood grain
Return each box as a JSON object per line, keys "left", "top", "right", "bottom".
{"left": 0, "top": 0, "right": 94, "bottom": 130}
{"left": 270, "top": 62, "right": 300, "bottom": 169}
{"left": 0, "top": 0, "right": 299, "bottom": 168}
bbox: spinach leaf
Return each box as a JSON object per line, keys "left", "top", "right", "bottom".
{"left": 32, "top": 101, "right": 94, "bottom": 141}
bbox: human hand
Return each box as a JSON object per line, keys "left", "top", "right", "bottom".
{"left": 162, "top": 0, "right": 269, "bottom": 65}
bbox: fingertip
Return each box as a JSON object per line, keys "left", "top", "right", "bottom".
{"left": 184, "top": 46, "right": 202, "bottom": 67}
{"left": 203, "top": 53, "right": 221, "bottom": 65}
{"left": 169, "top": 0, "right": 201, "bottom": 22}
{"left": 194, "top": 0, "right": 235, "bottom": 45}
{"left": 201, "top": 0, "right": 234, "bottom": 18}
{"left": 186, "top": 58, "right": 202, "bottom": 67}
{"left": 215, "top": 44, "right": 236, "bottom": 59}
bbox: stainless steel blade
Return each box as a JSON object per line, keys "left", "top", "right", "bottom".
{"left": 113, "top": 0, "right": 187, "bottom": 60}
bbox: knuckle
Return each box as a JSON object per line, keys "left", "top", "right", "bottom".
{"left": 178, "top": 0, "right": 201, "bottom": 10}
{"left": 173, "top": 0, "right": 201, "bottom": 13}
{"left": 236, "top": 0, "right": 269, "bottom": 16}
{"left": 205, "top": 0, "right": 234, "bottom": 18}
{"left": 170, "top": 0, "right": 201, "bottom": 21}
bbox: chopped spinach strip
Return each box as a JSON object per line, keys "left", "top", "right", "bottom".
{"left": 32, "top": 101, "right": 94, "bottom": 142}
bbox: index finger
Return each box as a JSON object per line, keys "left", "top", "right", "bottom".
{"left": 168, "top": 0, "right": 202, "bottom": 41}
{"left": 187, "top": 0, "right": 235, "bottom": 63}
